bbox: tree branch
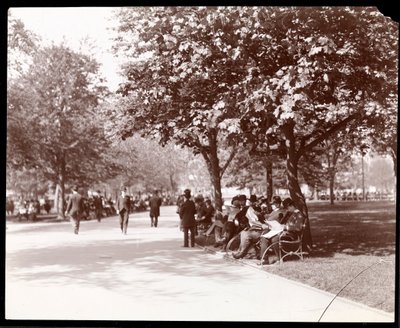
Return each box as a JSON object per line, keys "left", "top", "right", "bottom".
{"left": 298, "top": 113, "right": 360, "bottom": 158}
{"left": 220, "top": 145, "right": 237, "bottom": 178}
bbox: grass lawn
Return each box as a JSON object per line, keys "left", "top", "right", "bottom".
{"left": 201, "top": 200, "right": 397, "bottom": 313}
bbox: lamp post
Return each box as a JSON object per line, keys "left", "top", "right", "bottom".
{"left": 361, "top": 154, "right": 365, "bottom": 201}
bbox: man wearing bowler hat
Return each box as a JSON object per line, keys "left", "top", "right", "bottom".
{"left": 179, "top": 188, "right": 196, "bottom": 247}
{"left": 117, "top": 186, "right": 131, "bottom": 235}
{"left": 65, "top": 185, "right": 84, "bottom": 235}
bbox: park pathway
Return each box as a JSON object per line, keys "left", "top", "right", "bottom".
{"left": 5, "top": 206, "right": 394, "bottom": 322}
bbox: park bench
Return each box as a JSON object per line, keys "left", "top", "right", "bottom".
{"left": 259, "top": 211, "right": 307, "bottom": 266}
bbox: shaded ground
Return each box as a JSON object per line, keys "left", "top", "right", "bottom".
{"left": 307, "top": 201, "right": 396, "bottom": 257}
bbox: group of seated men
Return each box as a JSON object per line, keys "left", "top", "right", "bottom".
{"left": 205, "top": 194, "right": 304, "bottom": 265}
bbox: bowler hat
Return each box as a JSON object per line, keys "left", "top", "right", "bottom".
{"left": 272, "top": 195, "right": 282, "bottom": 205}
{"left": 248, "top": 195, "right": 257, "bottom": 203}
{"left": 184, "top": 189, "right": 191, "bottom": 197}
{"left": 282, "top": 197, "right": 294, "bottom": 207}
{"left": 237, "top": 194, "right": 247, "bottom": 202}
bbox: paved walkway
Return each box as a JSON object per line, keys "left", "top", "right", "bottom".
{"left": 5, "top": 207, "right": 394, "bottom": 322}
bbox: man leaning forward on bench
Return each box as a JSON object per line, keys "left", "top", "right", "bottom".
{"left": 232, "top": 196, "right": 291, "bottom": 260}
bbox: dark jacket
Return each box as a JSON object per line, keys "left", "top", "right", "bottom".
{"left": 66, "top": 193, "right": 84, "bottom": 219}
{"left": 149, "top": 195, "right": 162, "bottom": 216}
{"left": 117, "top": 195, "right": 131, "bottom": 213}
{"left": 179, "top": 198, "right": 196, "bottom": 228}
{"left": 200, "top": 204, "right": 215, "bottom": 223}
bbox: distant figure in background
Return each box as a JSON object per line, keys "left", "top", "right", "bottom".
{"left": 116, "top": 186, "right": 131, "bottom": 235}
{"left": 179, "top": 189, "right": 197, "bottom": 247}
{"left": 65, "top": 186, "right": 84, "bottom": 235}
{"left": 6, "top": 199, "right": 14, "bottom": 216}
{"left": 176, "top": 192, "right": 186, "bottom": 231}
{"left": 149, "top": 190, "right": 162, "bottom": 227}
{"left": 43, "top": 199, "right": 51, "bottom": 214}
{"left": 94, "top": 191, "right": 103, "bottom": 222}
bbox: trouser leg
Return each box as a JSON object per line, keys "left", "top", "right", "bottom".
{"left": 76, "top": 218, "right": 80, "bottom": 233}
{"left": 70, "top": 215, "right": 79, "bottom": 234}
{"left": 235, "top": 230, "right": 261, "bottom": 258}
{"left": 122, "top": 212, "right": 129, "bottom": 234}
{"left": 271, "top": 235, "right": 280, "bottom": 257}
{"left": 183, "top": 227, "right": 189, "bottom": 247}
{"left": 214, "top": 225, "right": 221, "bottom": 241}
{"left": 119, "top": 213, "right": 124, "bottom": 232}
{"left": 154, "top": 216, "right": 158, "bottom": 227}
{"left": 260, "top": 237, "right": 269, "bottom": 260}
{"left": 238, "top": 230, "right": 247, "bottom": 252}
{"left": 189, "top": 226, "right": 196, "bottom": 247}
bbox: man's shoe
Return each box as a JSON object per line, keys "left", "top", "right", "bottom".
{"left": 232, "top": 252, "right": 243, "bottom": 259}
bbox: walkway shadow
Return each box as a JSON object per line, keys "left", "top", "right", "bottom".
{"left": 6, "top": 232, "right": 254, "bottom": 299}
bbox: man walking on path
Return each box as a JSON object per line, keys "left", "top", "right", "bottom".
{"left": 116, "top": 186, "right": 131, "bottom": 235}
{"left": 179, "top": 189, "right": 196, "bottom": 247}
{"left": 94, "top": 191, "right": 103, "bottom": 222}
{"left": 65, "top": 185, "right": 84, "bottom": 235}
{"left": 149, "top": 190, "right": 162, "bottom": 227}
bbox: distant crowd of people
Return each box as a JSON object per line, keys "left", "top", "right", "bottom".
{"left": 6, "top": 198, "right": 52, "bottom": 221}
{"left": 314, "top": 190, "right": 395, "bottom": 201}
{"left": 6, "top": 190, "right": 177, "bottom": 222}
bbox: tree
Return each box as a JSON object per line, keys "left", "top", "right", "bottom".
{"left": 232, "top": 7, "right": 398, "bottom": 248}
{"left": 106, "top": 134, "right": 189, "bottom": 193}
{"left": 7, "top": 43, "right": 114, "bottom": 217}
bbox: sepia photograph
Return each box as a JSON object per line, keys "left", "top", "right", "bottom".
{"left": 5, "top": 6, "right": 398, "bottom": 325}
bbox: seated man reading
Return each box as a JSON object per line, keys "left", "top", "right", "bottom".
{"left": 232, "top": 195, "right": 274, "bottom": 259}
{"left": 260, "top": 197, "right": 304, "bottom": 264}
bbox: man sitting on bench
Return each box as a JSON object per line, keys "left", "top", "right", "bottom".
{"left": 232, "top": 195, "right": 267, "bottom": 259}
{"left": 259, "top": 197, "right": 304, "bottom": 264}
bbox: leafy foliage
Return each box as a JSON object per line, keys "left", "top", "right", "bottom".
{"left": 7, "top": 43, "right": 117, "bottom": 212}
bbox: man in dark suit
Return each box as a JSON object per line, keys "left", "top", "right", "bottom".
{"left": 179, "top": 189, "right": 196, "bottom": 247}
{"left": 117, "top": 186, "right": 131, "bottom": 235}
{"left": 65, "top": 185, "right": 84, "bottom": 234}
{"left": 94, "top": 191, "right": 103, "bottom": 222}
{"left": 149, "top": 190, "right": 162, "bottom": 227}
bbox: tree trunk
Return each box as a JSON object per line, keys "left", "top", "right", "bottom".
{"left": 264, "top": 158, "right": 273, "bottom": 212}
{"left": 58, "top": 153, "right": 66, "bottom": 219}
{"left": 55, "top": 184, "right": 60, "bottom": 213}
{"left": 390, "top": 145, "right": 397, "bottom": 177}
{"left": 169, "top": 173, "right": 176, "bottom": 192}
{"left": 206, "top": 153, "right": 223, "bottom": 212}
{"left": 329, "top": 171, "right": 335, "bottom": 205}
{"left": 283, "top": 124, "right": 313, "bottom": 250}
{"left": 200, "top": 131, "right": 223, "bottom": 211}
